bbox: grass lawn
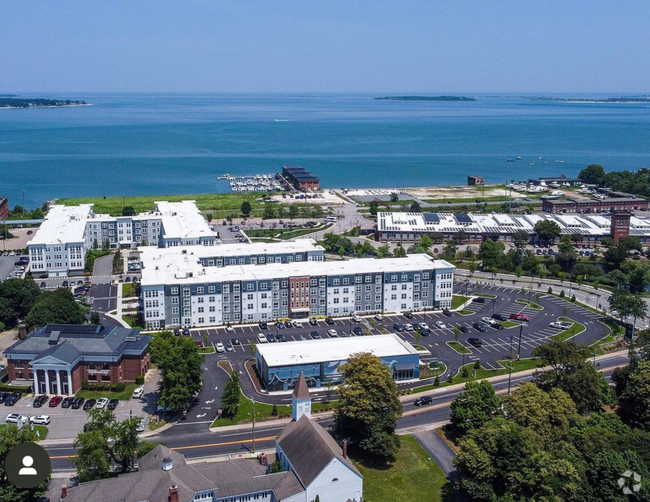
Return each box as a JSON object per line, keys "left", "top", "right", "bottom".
{"left": 122, "top": 282, "right": 137, "bottom": 298}
{"left": 352, "top": 435, "right": 451, "bottom": 502}
{"left": 552, "top": 317, "right": 586, "bottom": 342}
{"left": 499, "top": 320, "right": 520, "bottom": 328}
{"left": 457, "top": 310, "right": 474, "bottom": 316}
{"left": 515, "top": 298, "right": 543, "bottom": 310}
{"left": 475, "top": 292, "right": 497, "bottom": 299}
{"left": 198, "top": 346, "right": 216, "bottom": 354}
{"left": 447, "top": 341, "right": 471, "bottom": 354}
{"left": 451, "top": 295, "right": 469, "bottom": 309}
{"left": 122, "top": 314, "right": 144, "bottom": 329}
{"left": 0, "top": 424, "right": 49, "bottom": 440}
{"left": 76, "top": 383, "right": 139, "bottom": 401}
{"left": 247, "top": 223, "right": 332, "bottom": 241}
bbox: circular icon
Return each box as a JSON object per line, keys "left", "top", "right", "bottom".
{"left": 5, "top": 442, "right": 51, "bottom": 489}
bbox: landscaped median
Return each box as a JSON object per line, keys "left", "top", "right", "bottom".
{"left": 0, "top": 424, "right": 49, "bottom": 440}
{"left": 552, "top": 317, "right": 586, "bottom": 342}
{"left": 451, "top": 294, "right": 470, "bottom": 309}
{"left": 515, "top": 298, "right": 543, "bottom": 310}
{"left": 446, "top": 340, "right": 471, "bottom": 354}
{"left": 76, "top": 382, "right": 139, "bottom": 401}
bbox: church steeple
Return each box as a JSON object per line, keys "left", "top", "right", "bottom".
{"left": 292, "top": 372, "right": 312, "bottom": 421}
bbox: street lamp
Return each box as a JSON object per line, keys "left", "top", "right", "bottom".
{"left": 516, "top": 322, "right": 527, "bottom": 361}
{"left": 492, "top": 298, "right": 496, "bottom": 315}
{"left": 250, "top": 397, "right": 256, "bottom": 454}
{"left": 507, "top": 331, "right": 514, "bottom": 395}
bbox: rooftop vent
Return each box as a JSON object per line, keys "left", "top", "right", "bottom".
{"left": 48, "top": 331, "right": 61, "bottom": 345}
{"left": 162, "top": 456, "right": 173, "bottom": 471}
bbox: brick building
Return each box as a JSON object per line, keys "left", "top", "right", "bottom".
{"left": 611, "top": 210, "right": 632, "bottom": 244}
{"left": 281, "top": 165, "right": 320, "bottom": 191}
{"left": 0, "top": 197, "right": 8, "bottom": 220}
{"left": 542, "top": 197, "right": 648, "bottom": 214}
{"left": 4, "top": 324, "right": 150, "bottom": 395}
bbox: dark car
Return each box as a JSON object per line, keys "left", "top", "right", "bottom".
{"left": 33, "top": 395, "right": 48, "bottom": 408}
{"left": 352, "top": 326, "right": 364, "bottom": 336}
{"left": 4, "top": 395, "right": 19, "bottom": 406}
{"left": 49, "top": 395, "right": 63, "bottom": 407}
{"left": 420, "top": 328, "right": 432, "bottom": 336}
{"left": 0, "top": 393, "right": 7, "bottom": 404}
{"left": 492, "top": 313, "right": 508, "bottom": 321}
{"left": 83, "top": 399, "right": 96, "bottom": 410}
{"left": 258, "top": 321, "right": 268, "bottom": 330}
{"left": 472, "top": 297, "right": 486, "bottom": 303}
{"left": 61, "top": 397, "right": 74, "bottom": 408}
{"left": 72, "top": 397, "right": 85, "bottom": 409}
{"left": 404, "top": 311, "right": 414, "bottom": 319}
{"left": 309, "top": 318, "right": 318, "bottom": 326}
{"left": 182, "top": 327, "right": 190, "bottom": 336}
{"left": 231, "top": 338, "right": 241, "bottom": 346}
{"left": 414, "top": 396, "right": 433, "bottom": 406}
{"left": 325, "top": 317, "right": 335, "bottom": 325}
{"left": 473, "top": 322, "right": 488, "bottom": 332}
{"left": 62, "top": 280, "right": 69, "bottom": 287}
{"left": 276, "top": 322, "right": 285, "bottom": 329}
{"left": 107, "top": 399, "right": 119, "bottom": 410}
{"left": 459, "top": 325, "right": 469, "bottom": 333}
{"left": 276, "top": 334, "right": 286, "bottom": 342}
{"left": 468, "top": 337, "right": 483, "bottom": 347}
{"left": 442, "top": 309, "right": 452, "bottom": 317}
{"left": 310, "top": 331, "right": 321, "bottom": 339}
{"left": 266, "top": 333, "right": 276, "bottom": 343}
{"left": 284, "top": 321, "right": 293, "bottom": 328}
{"left": 492, "top": 323, "right": 505, "bottom": 330}
{"left": 173, "top": 328, "right": 180, "bottom": 336}
{"left": 393, "top": 322, "right": 405, "bottom": 332}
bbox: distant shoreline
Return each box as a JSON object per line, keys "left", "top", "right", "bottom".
{"left": 527, "top": 96, "right": 650, "bottom": 104}
{"left": 375, "top": 95, "right": 476, "bottom": 102}
{"left": 0, "top": 103, "right": 91, "bottom": 110}
{"left": 0, "top": 97, "right": 90, "bottom": 109}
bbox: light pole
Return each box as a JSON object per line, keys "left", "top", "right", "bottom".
{"left": 507, "top": 331, "right": 514, "bottom": 395}
{"left": 251, "top": 397, "right": 256, "bottom": 454}
{"left": 517, "top": 322, "right": 527, "bottom": 360}
{"left": 492, "top": 298, "right": 496, "bottom": 315}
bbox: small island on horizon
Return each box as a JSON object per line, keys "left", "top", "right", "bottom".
{"left": 375, "top": 95, "right": 476, "bottom": 102}
{"left": 0, "top": 96, "right": 89, "bottom": 109}
{"left": 527, "top": 96, "right": 650, "bottom": 104}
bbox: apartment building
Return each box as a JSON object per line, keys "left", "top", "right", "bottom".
{"left": 29, "top": 201, "right": 217, "bottom": 276}
{"left": 140, "top": 251, "right": 455, "bottom": 330}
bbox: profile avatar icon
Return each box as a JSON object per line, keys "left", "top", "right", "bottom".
{"left": 19, "top": 455, "right": 38, "bottom": 475}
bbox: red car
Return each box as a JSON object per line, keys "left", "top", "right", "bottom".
{"left": 48, "top": 395, "right": 63, "bottom": 407}
{"left": 509, "top": 313, "right": 530, "bottom": 322}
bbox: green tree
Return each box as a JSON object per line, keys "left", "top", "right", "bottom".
{"left": 90, "top": 311, "right": 101, "bottom": 325}
{"left": 149, "top": 331, "right": 203, "bottom": 411}
{"left": 534, "top": 220, "right": 561, "bottom": 243}
{"left": 0, "top": 277, "right": 41, "bottom": 328}
{"left": 578, "top": 163, "right": 606, "bottom": 185}
{"left": 555, "top": 234, "right": 577, "bottom": 271}
{"left": 532, "top": 340, "right": 611, "bottom": 414}
{"left": 390, "top": 192, "right": 399, "bottom": 203}
{"left": 450, "top": 380, "right": 500, "bottom": 436}
{"left": 622, "top": 260, "right": 650, "bottom": 294}
{"left": 393, "top": 246, "right": 407, "bottom": 258}
{"left": 334, "top": 353, "right": 402, "bottom": 462}
{"left": 221, "top": 370, "right": 241, "bottom": 417}
{"left": 376, "top": 244, "right": 391, "bottom": 258}
{"left": 478, "top": 239, "right": 505, "bottom": 271}
{"left": 24, "top": 288, "right": 86, "bottom": 330}
{"left": 512, "top": 230, "right": 530, "bottom": 249}
{"left": 288, "top": 204, "right": 299, "bottom": 220}
{"left": 410, "top": 200, "right": 422, "bottom": 212}
{"left": 369, "top": 200, "right": 379, "bottom": 216}
{"left": 419, "top": 234, "right": 433, "bottom": 250}
{"left": 262, "top": 205, "right": 276, "bottom": 219}
{"left": 618, "top": 361, "right": 650, "bottom": 431}
{"left": 0, "top": 425, "right": 49, "bottom": 502}
{"left": 240, "top": 201, "right": 252, "bottom": 217}
{"left": 122, "top": 205, "right": 136, "bottom": 216}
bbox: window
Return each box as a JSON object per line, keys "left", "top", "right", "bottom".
{"left": 183, "top": 288, "right": 190, "bottom": 297}
{"left": 197, "top": 287, "right": 204, "bottom": 294}
{"left": 171, "top": 297, "right": 179, "bottom": 305}
{"left": 208, "top": 286, "right": 216, "bottom": 293}
{"left": 171, "top": 287, "right": 179, "bottom": 295}
{"left": 247, "top": 283, "right": 254, "bottom": 291}
{"left": 365, "top": 276, "right": 372, "bottom": 283}
{"left": 333, "top": 278, "right": 340, "bottom": 286}
{"left": 343, "top": 277, "right": 349, "bottom": 285}
{"left": 401, "top": 273, "right": 408, "bottom": 282}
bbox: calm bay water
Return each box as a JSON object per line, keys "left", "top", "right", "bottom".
{"left": 1, "top": 93, "right": 649, "bottom": 208}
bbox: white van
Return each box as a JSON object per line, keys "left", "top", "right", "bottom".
{"left": 325, "top": 216, "right": 337, "bottom": 223}
{"left": 132, "top": 387, "right": 145, "bottom": 399}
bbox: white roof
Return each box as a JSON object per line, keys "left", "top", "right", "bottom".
{"left": 140, "top": 252, "right": 454, "bottom": 286}
{"left": 29, "top": 204, "right": 93, "bottom": 246}
{"left": 154, "top": 201, "right": 215, "bottom": 240}
{"left": 257, "top": 333, "right": 419, "bottom": 367}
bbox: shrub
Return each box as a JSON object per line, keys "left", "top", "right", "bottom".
{"left": 559, "top": 290, "right": 565, "bottom": 298}
{"left": 81, "top": 380, "right": 90, "bottom": 390}
{"left": 112, "top": 383, "right": 126, "bottom": 392}
{"left": 135, "top": 375, "right": 144, "bottom": 385}
{"left": 434, "top": 376, "right": 440, "bottom": 387}
{"left": 271, "top": 404, "right": 278, "bottom": 416}
{"left": 474, "top": 360, "right": 481, "bottom": 370}
{"left": 447, "top": 373, "right": 454, "bottom": 383}
{"left": 461, "top": 367, "right": 470, "bottom": 378}
{"left": 547, "top": 286, "right": 553, "bottom": 294}
{"left": 571, "top": 294, "right": 577, "bottom": 302}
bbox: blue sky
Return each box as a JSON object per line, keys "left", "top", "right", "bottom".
{"left": 2, "top": 1, "right": 648, "bottom": 93}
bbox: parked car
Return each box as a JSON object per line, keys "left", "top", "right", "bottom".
{"left": 414, "top": 396, "right": 433, "bottom": 406}
{"left": 468, "top": 337, "right": 483, "bottom": 347}
{"left": 492, "top": 323, "right": 505, "bottom": 330}
{"left": 418, "top": 322, "right": 429, "bottom": 330}
{"left": 550, "top": 321, "right": 572, "bottom": 329}
{"left": 374, "top": 314, "right": 384, "bottom": 322}
{"left": 95, "top": 398, "right": 109, "bottom": 409}
{"left": 257, "top": 333, "right": 268, "bottom": 343}
{"left": 402, "top": 323, "right": 413, "bottom": 331}
{"left": 225, "top": 341, "right": 234, "bottom": 351}
{"left": 472, "top": 297, "right": 486, "bottom": 303}
{"left": 473, "top": 322, "right": 488, "bottom": 332}
{"left": 284, "top": 321, "right": 293, "bottom": 328}
{"left": 310, "top": 331, "right": 321, "bottom": 339}
{"left": 4, "top": 391, "right": 22, "bottom": 406}
{"left": 231, "top": 338, "right": 241, "bottom": 347}
{"left": 216, "top": 342, "right": 226, "bottom": 352}
{"left": 0, "top": 393, "right": 7, "bottom": 404}
{"left": 492, "top": 313, "right": 508, "bottom": 321}
{"left": 309, "top": 318, "right": 319, "bottom": 326}
{"left": 107, "top": 399, "right": 119, "bottom": 410}
{"left": 48, "top": 396, "right": 63, "bottom": 407}
{"left": 275, "top": 322, "right": 285, "bottom": 329}
{"left": 404, "top": 311, "right": 414, "bottom": 319}
{"left": 61, "top": 397, "right": 74, "bottom": 408}
{"left": 33, "top": 395, "right": 48, "bottom": 408}
{"left": 83, "top": 399, "right": 96, "bottom": 410}
{"left": 327, "top": 329, "right": 338, "bottom": 337}
{"left": 6, "top": 413, "right": 28, "bottom": 424}
{"left": 325, "top": 317, "right": 335, "bottom": 325}
{"left": 509, "top": 313, "right": 530, "bottom": 322}
{"left": 276, "top": 334, "right": 286, "bottom": 342}
{"left": 136, "top": 419, "right": 146, "bottom": 433}
{"left": 435, "top": 321, "right": 446, "bottom": 329}
{"left": 266, "top": 333, "right": 276, "bottom": 343}
{"left": 258, "top": 321, "right": 268, "bottom": 330}
{"left": 30, "top": 414, "right": 51, "bottom": 425}
{"left": 71, "top": 397, "right": 85, "bottom": 409}
{"left": 393, "top": 323, "right": 404, "bottom": 332}
{"left": 132, "top": 387, "right": 145, "bottom": 399}
{"left": 352, "top": 314, "right": 362, "bottom": 323}
{"left": 420, "top": 328, "right": 431, "bottom": 336}
{"left": 352, "top": 326, "right": 364, "bottom": 336}
{"left": 459, "top": 325, "right": 469, "bottom": 333}
{"left": 442, "top": 309, "right": 452, "bottom": 317}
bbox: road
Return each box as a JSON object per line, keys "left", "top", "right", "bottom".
{"left": 44, "top": 352, "right": 629, "bottom": 471}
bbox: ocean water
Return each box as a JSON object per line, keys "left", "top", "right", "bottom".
{"left": 1, "top": 93, "right": 650, "bottom": 209}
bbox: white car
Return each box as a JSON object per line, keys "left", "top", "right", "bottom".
{"left": 327, "top": 329, "right": 338, "bottom": 337}
{"left": 95, "top": 398, "right": 109, "bottom": 409}
{"left": 30, "top": 415, "right": 51, "bottom": 425}
{"left": 352, "top": 315, "right": 363, "bottom": 323}
{"left": 132, "top": 387, "right": 145, "bottom": 399}
{"left": 257, "top": 333, "right": 268, "bottom": 343}
{"left": 136, "top": 419, "right": 146, "bottom": 432}
{"left": 403, "top": 323, "right": 414, "bottom": 331}
{"left": 418, "top": 322, "right": 429, "bottom": 330}
{"left": 374, "top": 314, "right": 384, "bottom": 322}
{"left": 435, "top": 321, "right": 447, "bottom": 329}
{"left": 225, "top": 325, "right": 235, "bottom": 332}
{"left": 6, "top": 413, "right": 27, "bottom": 424}
{"left": 216, "top": 342, "right": 225, "bottom": 353}
{"left": 549, "top": 321, "right": 572, "bottom": 329}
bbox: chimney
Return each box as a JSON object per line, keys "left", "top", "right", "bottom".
{"left": 61, "top": 485, "right": 68, "bottom": 499}
{"left": 342, "top": 440, "right": 348, "bottom": 459}
{"left": 259, "top": 452, "right": 266, "bottom": 465}
{"left": 169, "top": 485, "right": 179, "bottom": 502}
{"left": 19, "top": 324, "right": 27, "bottom": 340}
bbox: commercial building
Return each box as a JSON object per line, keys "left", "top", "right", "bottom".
{"left": 60, "top": 381, "right": 362, "bottom": 502}
{"left": 375, "top": 211, "right": 650, "bottom": 246}
{"left": 467, "top": 175, "right": 485, "bottom": 186}
{"left": 28, "top": 200, "right": 217, "bottom": 277}
{"left": 542, "top": 196, "right": 648, "bottom": 214}
{"left": 140, "top": 250, "right": 455, "bottom": 329}
{"left": 281, "top": 165, "right": 320, "bottom": 191}
{"left": 0, "top": 196, "right": 8, "bottom": 220}
{"left": 4, "top": 324, "right": 150, "bottom": 396}
{"left": 256, "top": 333, "right": 420, "bottom": 391}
